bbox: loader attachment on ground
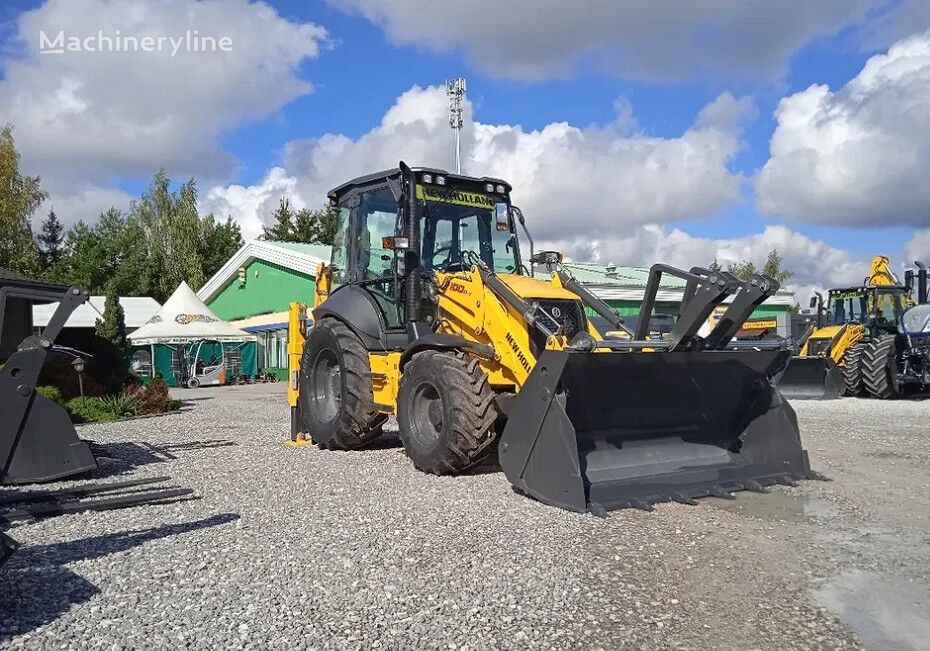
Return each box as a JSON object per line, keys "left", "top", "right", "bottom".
{"left": 498, "top": 347, "right": 817, "bottom": 513}
{"left": 777, "top": 356, "right": 843, "bottom": 400}
{"left": 0, "top": 286, "right": 98, "bottom": 484}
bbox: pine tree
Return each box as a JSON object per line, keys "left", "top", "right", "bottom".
{"left": 262, "top": 198, "right": 295, "bottom": 241}
{"left": 293, "top": 206, "right": 339, "bottom": 244}
{"left": 37, "top": 209, "right": 64, "bottom": 271}
{"left": 0, "top": 124, "right": 44, "bottom": 276}
{"left": 727, "top": 249, "right": 792, "bottom": 285}
{"left": 95, "top": 286, "right": 129, "bottom": 373}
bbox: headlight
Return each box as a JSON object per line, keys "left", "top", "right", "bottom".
{"left": 496, "top": 184, "right": 505, "bottom": 194}
{"left": 422, "top": 173, "right": 433, "bottom": 184}
{"left": 485, "top": 183, "right": 494, "bottom": 192}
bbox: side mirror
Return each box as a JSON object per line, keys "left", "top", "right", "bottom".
{"left": 494, "top": 202, "right": 510, "bottom": 232}
{"left": 809, "top": 296, "right": 818, "bottom": 309}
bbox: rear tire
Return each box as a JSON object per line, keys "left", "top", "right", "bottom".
{"left": 840, "top": 344, "right": 863, "bottom": 396}
{"left": 861, "top": 335, "right": 898, "bottom": 399}
{"left": 299, "top": 318, "right": 386, "bottom": 449}
{"left": 397, "top": 350, "right": 497, "bottom": 474}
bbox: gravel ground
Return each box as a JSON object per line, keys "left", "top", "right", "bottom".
{"left": 1, "top": 384, "right": 928, "bottom": 650}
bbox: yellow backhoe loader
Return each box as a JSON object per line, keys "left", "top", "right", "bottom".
{"left": 780, "top": 256, "right": 910, "bottom": 400}
{"left": 286, "top": 163, "right": 819, "bottom": 513}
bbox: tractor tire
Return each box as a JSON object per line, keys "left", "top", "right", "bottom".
{"left": 299, "top": 318, "right": 387, "bottom": 449}
{"left": 861, "top": 335, "right": 899, "bottom": 399}
{"left": 840, "top": 344, "right": 864, "bottom": 396}
{"left": 397, "top": 350, "right": 498, "bottom": 475}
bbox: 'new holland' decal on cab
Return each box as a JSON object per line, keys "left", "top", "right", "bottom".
{"left": 416, "top": 184, "right": 496, "bottom": 209}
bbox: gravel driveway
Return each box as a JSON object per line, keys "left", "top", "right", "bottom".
{"left": 1, "top": 384, "right": 927, "bottom": 650}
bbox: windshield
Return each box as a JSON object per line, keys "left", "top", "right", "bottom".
{"left": 827, "top": 292, "right": 867, "bottom": 325}
{"left": 420, "top": 196, "right": 519, "bottom": 273}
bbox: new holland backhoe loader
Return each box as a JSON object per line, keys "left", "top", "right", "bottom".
{"left": 780, "top": 256, "right": 909, "bottom": 400}
{"left": 286, "top": 163, "right": 819, "bottom": 513}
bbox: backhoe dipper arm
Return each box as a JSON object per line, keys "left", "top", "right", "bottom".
{"left": 704, "top": 274, "right": 780, "bottom": 350}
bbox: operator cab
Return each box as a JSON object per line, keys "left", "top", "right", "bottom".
{"left": 825, "top": 285, "right": 910, "bottom": 333}
{"left": 322, "top": 163, "right": 523, "bottom": 337}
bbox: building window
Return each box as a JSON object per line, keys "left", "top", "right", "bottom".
{"left": 259, "top": 329, "right": 288, "bottom": 370}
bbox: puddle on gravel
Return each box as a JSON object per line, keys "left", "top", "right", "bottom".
{"left": 816, "top": 570, "right": 930, "bottom": 651}
{"left": 706, "top": 489, "right": 839, "bottom": 523}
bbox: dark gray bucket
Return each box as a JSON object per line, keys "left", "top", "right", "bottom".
{"left": 498, "top": 348, "right": 818, "bottom": 513}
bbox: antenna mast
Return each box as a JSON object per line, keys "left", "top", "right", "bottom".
{"left": 446, "top": 78, "right": 466, "bottom": 174}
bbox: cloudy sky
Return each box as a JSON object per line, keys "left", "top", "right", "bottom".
{"left": 2, "top": 0, "right": 930, "bottom": 296}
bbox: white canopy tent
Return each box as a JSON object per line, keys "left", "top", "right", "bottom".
{"left": 129, "top": 282, "right": 255, "bottom": 345}
{"left": 128, "top": 282, "right": 256, "bottom": 386}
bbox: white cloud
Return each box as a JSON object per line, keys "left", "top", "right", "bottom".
{"left": 329, "top": 0, "right": 877, "bottom": 81}
{"left": 0, "top": 0, "right": 327, "bottom": 224}
{"left": 757, "top": 31, "right": 930, "bottom": 226}
{"left": 207, "top": 85, "right": 753, "bottom": 241}
{"left": 905, "top": 230, "right": 930, "bottom": 263}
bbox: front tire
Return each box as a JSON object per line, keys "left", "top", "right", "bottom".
{"left": 861, "top": 335, "right": 899, "bottom": 399}
{"left": 397, "top": 350, "right": 498, "bottom": 474}
{"left": 299, "top": 318, "right": 386, "bottom": 449}
{"left": 841, "top": 344, "right": 864, "bottom": 396}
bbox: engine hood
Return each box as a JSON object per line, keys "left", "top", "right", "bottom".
{"left": 808, "top": 324, "right": 845, "bottom": 340}
{"left": 496, "top": 273, "right": 578, "bottom": 301}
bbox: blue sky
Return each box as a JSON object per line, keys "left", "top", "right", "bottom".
{"left": 2, "top": 0, "right": 929, "bottom": 289}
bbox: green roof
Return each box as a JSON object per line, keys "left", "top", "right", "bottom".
{"left": 270, "top": 241, "right": 333, "bottom": 260}
{"left": 561, "top": 262, "right": 688, "bottom": 288}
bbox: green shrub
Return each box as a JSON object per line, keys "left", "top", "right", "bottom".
{"left": 66, "top": 397, "right": 118, "bottom": 423}
{"left": 167, "top": 398, "right": 182, "bottom": 411}
{"left": 36, "top": 385, "right": 64, "bottom": 405}
{"left": 100, "top": 392, "right": 139, "bottom": 418}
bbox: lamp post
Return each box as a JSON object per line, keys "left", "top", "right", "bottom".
{"left": 72, "top": 357, "right": 86, "bottom": 398}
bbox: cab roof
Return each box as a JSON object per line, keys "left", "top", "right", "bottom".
{"left": 327, "top": 166, "right": 512, "bottom": 200}
{"left": 829, "top": 285, "right": 909, "bottom": 293}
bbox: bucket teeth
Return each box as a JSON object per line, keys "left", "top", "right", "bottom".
{"left": 630, "top": 499, "right": 655, "bottom": 512}
{"left": 587, "top": 502, "right": 608, "bottom": 518}
{"left": 709, "top": 485, "right": 736, "bottom": 500}
{"left": 775, "top": 474, "right": 800, "bottom": 487}
{"left": 671, "top": 492, "right": 699, "bottom": 506}
{"left": 744, "top": 480, "right": 768, "bottom": 493}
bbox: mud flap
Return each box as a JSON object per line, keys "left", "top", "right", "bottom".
{"left": 498, "top": 349, "right": 817, "bottom": 513}
{"left": 777, "top": 356, "right": 843, "bottom": 400}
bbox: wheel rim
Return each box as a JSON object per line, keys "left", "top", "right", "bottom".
{"left": 410, "top": 380, "right": 443, "bottom": 445}
{"left": 311, "top": 349, "right": 341, "bottom": 421}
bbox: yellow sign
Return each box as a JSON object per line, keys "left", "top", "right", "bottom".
{"left": 744, "top": 319, "right": 778, "bottom": 330}
{"left": 416, "top": 184, "right": 496, "bottom": 209}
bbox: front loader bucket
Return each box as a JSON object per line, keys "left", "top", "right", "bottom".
{"left": 777, "top": 356, "right": 843, "bottom": 400}
{"left": 498, "top": 348, "right": 816, "bottom": 513}
{"left": 0, "top": 286, "right": 97, "bottom": 485}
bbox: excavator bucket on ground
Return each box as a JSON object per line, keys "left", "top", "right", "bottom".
{"left": 0, "top": 285, "right": 98, "bottom": 485}
{"left": 778, "top": 357, "right": 844, "bottom": 400}
{"left": 499, "top": 265, "right": 820, "bottom": 513}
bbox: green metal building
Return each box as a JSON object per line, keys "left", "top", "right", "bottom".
{"left": 198, "top": 242, "right": 795, "bottom": 378}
